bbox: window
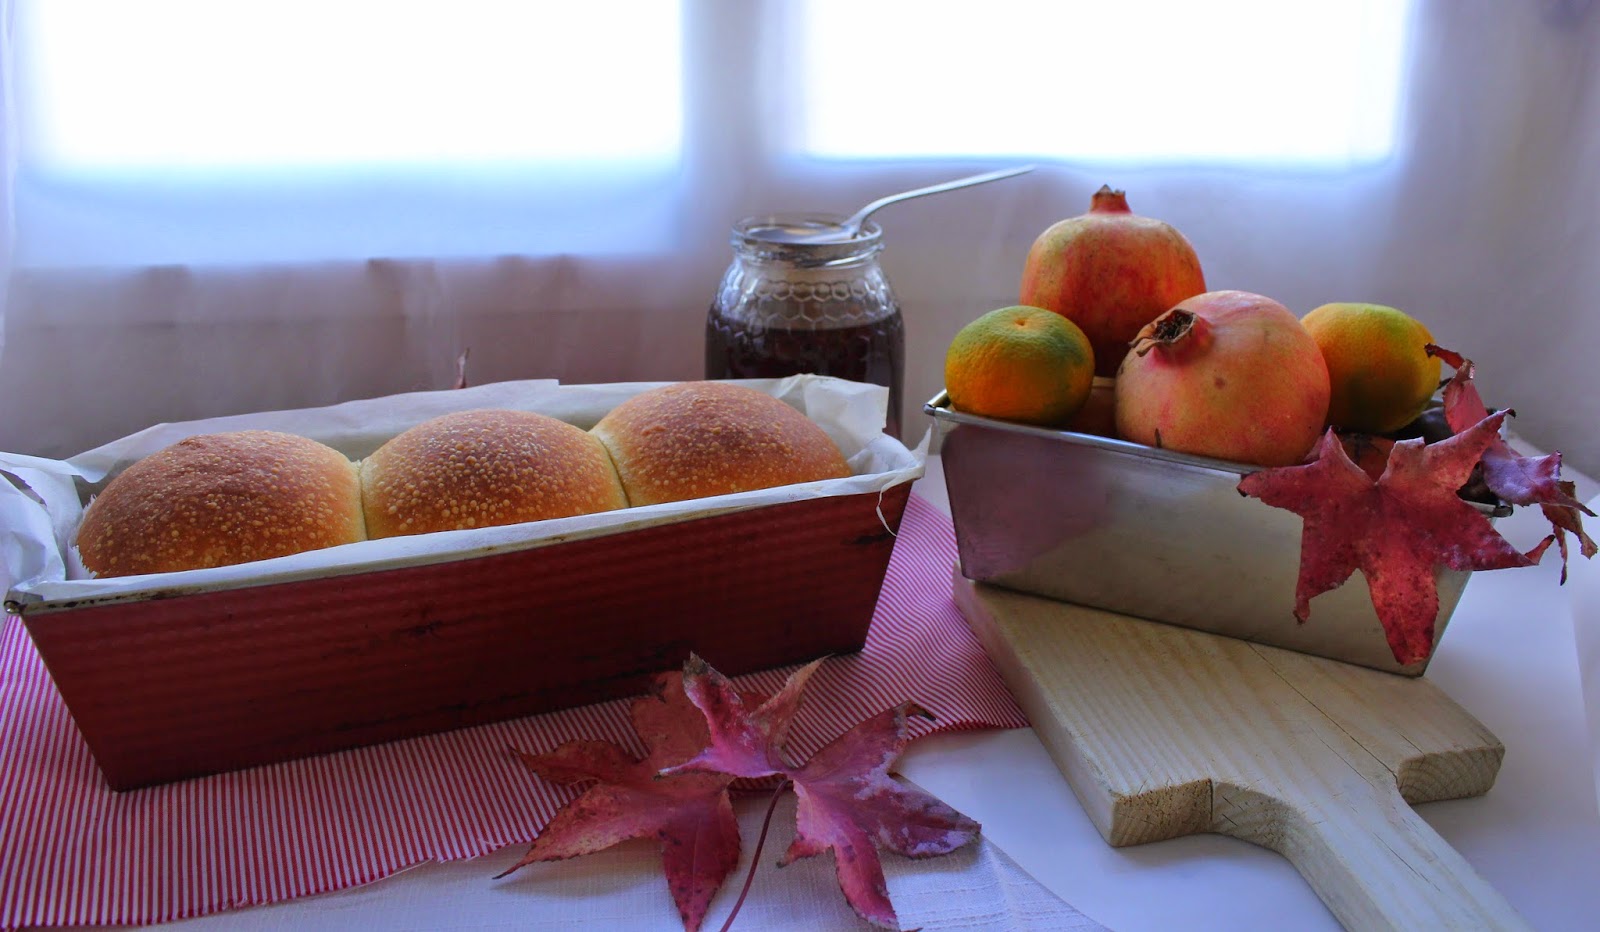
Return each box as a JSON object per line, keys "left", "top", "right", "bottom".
{"left": 20, "top": 1, "right": 682, "bottom": 170}
{"left": 792, "top": 0, "right": 1412, "bottom": 167}
{"left": 9, "top": 0, "right": 1415, "bottom": 267}
{"left": 12, "top": 0, "right": 686, "bottom": 265}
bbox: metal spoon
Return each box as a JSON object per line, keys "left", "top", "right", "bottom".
{"left": 841, "top": 164, "right": 1035, "bottom": 236}
{"left": 786, "top": 165, "right": 1036, "bottom": 242}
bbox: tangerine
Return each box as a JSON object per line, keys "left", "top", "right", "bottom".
{"left": 1301, "top": 302, "right": 1440, "bottom": 434}
{"left": 945, "top": 305, "right": 1095, "bottom": 426}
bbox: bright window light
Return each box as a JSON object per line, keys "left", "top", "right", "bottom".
{"left": 796, "top": 0, "right": 1412, "bottom": 166}
{"left": 18, "top": 0, "right": 683, "bottom": 170}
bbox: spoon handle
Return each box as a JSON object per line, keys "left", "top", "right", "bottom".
{"left": 843, "top": 164, "right": 1035, "bottom": 232}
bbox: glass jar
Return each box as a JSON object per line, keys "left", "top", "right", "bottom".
{"left": 705, "top": 214, "right": 906, "bottom": 439}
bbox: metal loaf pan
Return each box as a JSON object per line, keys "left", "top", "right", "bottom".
{"left": 926, "top": 391, "right": 1504, "bottom": 676}
{"left": 5, "top": 379, "right": 918, "bottom": 790}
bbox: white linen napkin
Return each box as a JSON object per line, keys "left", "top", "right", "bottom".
{"left": 132, "top": 791, "right": 1106, "bottom": 931}
{"left": 1572, "top": 491, "right": 1600, "bottom": 817}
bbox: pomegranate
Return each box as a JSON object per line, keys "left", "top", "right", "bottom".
{"left": 1065, "top": 377, "right": 1117, "bottom": 437}
{"left": 1020, "top": 185, "right": 1206, "bottom": 376}
{"left": 1115, "top": 290, "right": 1330, "bottom": 467}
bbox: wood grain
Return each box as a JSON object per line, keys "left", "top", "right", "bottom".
{"left": 954, "top": 570, "right": 1527, "bottom": 931}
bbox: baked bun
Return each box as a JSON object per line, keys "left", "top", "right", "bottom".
{"left": 591, "top": 381, "right": 851, "bottom": 507}
{"left": 77, "top": 430, "right": 365, "bottom": 578}
{"left": 360, "top": 408, "right": 626, "bottom": 539}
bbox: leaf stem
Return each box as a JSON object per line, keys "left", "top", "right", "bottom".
{"left": 719, "top": 780, "right": 791, "bottom": 932}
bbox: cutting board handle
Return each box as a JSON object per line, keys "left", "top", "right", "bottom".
{"left": 954, "top": 571, "right": 1529, "bottom": 930}
{"left": 1219, "top": 781, "right": 1528, "bottom": 931}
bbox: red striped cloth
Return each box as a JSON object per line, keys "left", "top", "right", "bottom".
{"left": 0, "top": 494, "right": 1025, "bottom": 928}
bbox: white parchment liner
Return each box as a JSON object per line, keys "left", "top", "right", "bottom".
{"left": 1, "top": 376, "right": 925, "bottom": 610}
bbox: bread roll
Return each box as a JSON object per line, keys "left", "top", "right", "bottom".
{"left": 361, "top": 408, "right": 626, "bottom": 539}
{"left": 591, "top": 381, "right": 851, "bottom": 507}
{"left": 76, "top": 430, "right": 365, "bottom": 578}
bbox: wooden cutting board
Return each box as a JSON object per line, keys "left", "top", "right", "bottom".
{"left": 953, "top": 570, "right": 1527, "bottom": 931}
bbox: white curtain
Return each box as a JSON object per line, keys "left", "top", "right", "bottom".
{"left": 1, "top": 0, "right": 1597, "bottom": 484}
{"left": 1, "top": 0, "right": 14, "bottom": 401}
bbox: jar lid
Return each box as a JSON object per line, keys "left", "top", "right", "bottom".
{"left": 732, "top": 213, "right": 884, "bottom": 265}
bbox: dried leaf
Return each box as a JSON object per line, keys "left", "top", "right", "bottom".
{"left": 781, "top": 702, "right": 981, "bottom": 930}
{"left": 499, "top": 674, "right": 740, "bottom": 932}
{"left": 1239, "top": 413, "right": 1541, "bottom": 664}
{"left": 1338, "top": 434, "right": 1396, "bottom": 482}
{"left": 670, "top": 656, "right": 980, "bottom": 930}
{"left": 1543, "top": 480, "right": 1600, "bottom": 584}
{"left": 1428, "top": 345, "right": 1595, "bottom": 579}
{"left": 669, "top": 655, "right": 825, "bottom": 780}
{"left": 500, "top": 656, "right": 979, "bottom": 931}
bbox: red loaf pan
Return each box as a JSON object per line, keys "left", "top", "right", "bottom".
{"left": 22, "top": 485, "right": 910, "bottom": 790}
{"left": 7, "top": 377, "right": 914, "bottom": 790}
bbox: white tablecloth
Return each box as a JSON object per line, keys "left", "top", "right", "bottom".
{"left": 113, "top": 458, "right": 1600, "bottom": 931}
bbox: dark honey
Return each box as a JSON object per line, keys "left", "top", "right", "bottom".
{"left": 706, "top": 304, "right": 905, "bottom": 439}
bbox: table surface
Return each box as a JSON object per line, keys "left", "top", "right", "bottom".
{"left": 102, "top": 457, "right": 1600, "bottom": 931}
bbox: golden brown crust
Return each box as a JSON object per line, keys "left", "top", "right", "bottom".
{"left": 591, "top": 382, "right": 851, "bottom": 507}
{"left": 360, "top": 409, "right": 627, "bottom": 539}
{"left": 76, "top": 430, "right": 366, "bottom": 578}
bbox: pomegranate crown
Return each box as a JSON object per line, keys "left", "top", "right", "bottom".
{"left": 1131, "top": 308, "right": 1198, "bottom": 357}
{"left": 1090, "top": 185, "right": 1131, "bottom": 214}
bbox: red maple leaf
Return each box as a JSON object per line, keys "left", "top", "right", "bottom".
{"left": 1543, "top": 481, "right": 1599, "bottom": 582}
{"left": 499, "top": 657, "right": 979, "bottom": 931}
{"left": 497, "top": 673, "right": 741, "bottom": 932}
{"left": 778, "top": 702, "right": 978, "bottom": 928}
{"left": 1338, "top": 434, "right": 1396, "bottom": 482}
{"left": 1239, "top": 411, "right": 1545, "bottom": 665}
{"left": 1427, "top": 345, "right": 1596, "bottom": 581}
{"left": 667, "top": 655, "right": 981, "bottom": 930}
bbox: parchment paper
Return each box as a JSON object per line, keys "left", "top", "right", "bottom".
{"left": 1, "top": 376, "right": 925, "bottom": 607}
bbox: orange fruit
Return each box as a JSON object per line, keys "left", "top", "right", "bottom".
{"left": 1301, "top": 302, "right": 1440, "bottom": 434}
{"left": 945, "top": 305, "right": 1095, "bottom": 425}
